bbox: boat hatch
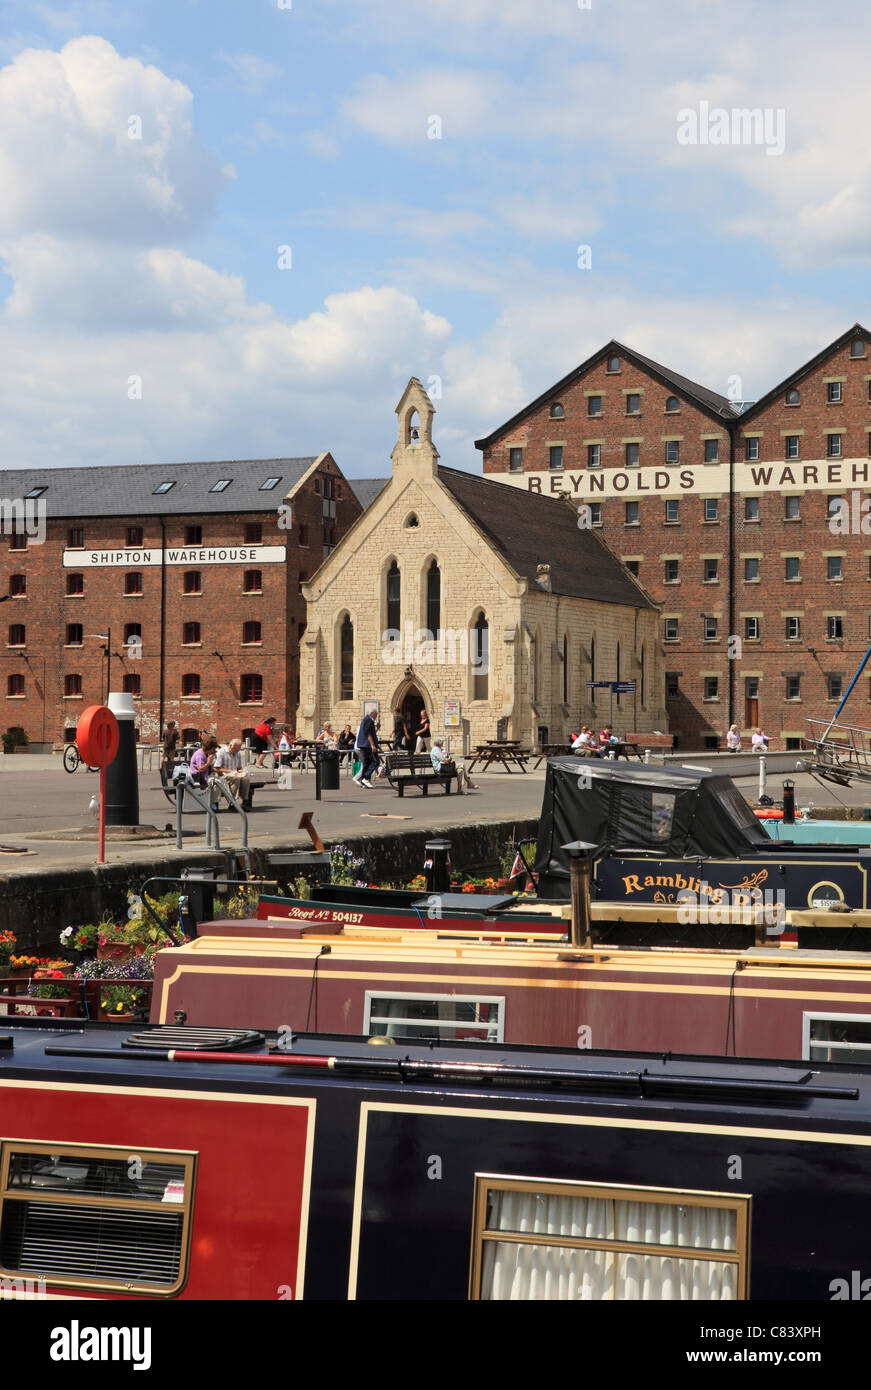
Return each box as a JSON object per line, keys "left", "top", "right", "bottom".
{"left": 122, "top": 1026, "right": 265, "bottom": 1051}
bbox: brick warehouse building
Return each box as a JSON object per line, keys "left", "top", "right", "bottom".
{"left": 0, "top": 454, "right": 367, "bottom": 747}
{"left": 477, "top": 323, "right": 871, "bottom": 751}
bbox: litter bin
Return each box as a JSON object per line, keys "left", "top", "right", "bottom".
{"left": 424, "top": 838, "right": 452, "bottom": 893}
{"left": 318, "top": 748, "right": 341, "bottom": 792}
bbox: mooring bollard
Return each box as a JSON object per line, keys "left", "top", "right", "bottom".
{"left": 758, "top": 755, "right": 767, "bottom": 801}
{"left": 644, "top": 749, "right": 651, "bottom": 765}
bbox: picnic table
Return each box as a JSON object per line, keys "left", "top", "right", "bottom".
{"left": 467, "top": 742, "right": 532, "bottom": 773}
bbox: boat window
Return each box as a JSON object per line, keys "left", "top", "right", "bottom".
{"left": 803, "top": 1012, "right": 871, "bottom": 1065}
{"left": 0, "top": 1141, "right": 196, "bottom": 1296}
{"left": 364, "top": 992, "right": 504, "bottom": 1043}
{"left": 650, "top": 792, "right": 676, "bottom": 839}
{"left": 470, "top": 1176, "right": 750, "bottom": 1300}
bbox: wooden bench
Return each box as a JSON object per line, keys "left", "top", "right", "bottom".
{"left": 616, "top": 733, "right": 675, "bottom": 760}
{"left": 158, "top": 764, "right": 274, "bottom": 808}
{"left": 383, "top": 751, "right": 458, "bottom": 796}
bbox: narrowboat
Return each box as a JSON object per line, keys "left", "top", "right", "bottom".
{"left": 255, "top": 883, "right": 567, "bottom": 936}
{"left": 536, "top": 758, "right": 871, "bottom": 913}
{"left": 2, "top": 1013, "right": 871, "bottom": 1301}
{"left": 149, "top": 916, "right": 871, "bottom": 1061}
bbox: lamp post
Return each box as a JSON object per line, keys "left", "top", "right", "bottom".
{"left": 88, "top": 631, "right": 111, "bottom": 704}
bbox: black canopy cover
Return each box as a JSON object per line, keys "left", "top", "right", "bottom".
{"left": 534, "top": 758, "right": 770, "bottom": 896}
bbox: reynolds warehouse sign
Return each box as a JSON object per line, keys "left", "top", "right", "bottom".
{"left": 497, "top": 459, "right": 871, "bottom": 500}
{"left": 62, "top": 545, "right": 287, "bottom": 568}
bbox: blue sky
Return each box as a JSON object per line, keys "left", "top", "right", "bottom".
{"left": 0, "top": 0, "right": 870, "bottom": 477}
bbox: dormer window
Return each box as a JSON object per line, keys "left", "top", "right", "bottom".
{"left": 549, "top": 402, "right": 564, "bottom": 418}
{"left": 259, "top": 477, "right": 281, "bottom": 491}
{"left": 210, "top": 479, "right": 232, "bottom": 493}
{"left": 153, "top": 481, "right": 175, "bottom": 495}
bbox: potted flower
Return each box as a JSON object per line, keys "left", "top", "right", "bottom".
{"left": 59, "top": 922, "right": 100, "bottom": 956}
{"left": 99, "top": 982, "right": 149, "bottom": 1022}
{"left": 9, "top": 953, "right": 38, "bottom": 975}
{"left": 0, "top": 930, "right": 16, "bottom": 973}
{"left": 34, "top": 957, "right": 74, "bottom": 978}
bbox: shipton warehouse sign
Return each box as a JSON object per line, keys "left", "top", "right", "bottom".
{"left": 62, "top": 545, "right": 287, "bottom": 568}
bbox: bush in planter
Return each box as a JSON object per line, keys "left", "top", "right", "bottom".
{"left": 27, "top": 971, "right": 74, "bottom": 1000}
{"left": 124, "top": 890, "right": 182, "bottom": 945}
{"left": 2, "top": 727, "right": 28, "bottom": 754}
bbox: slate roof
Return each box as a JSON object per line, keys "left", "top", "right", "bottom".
{"left": 437, "top": 466, "right": 657, "bottom": 609}
{"left": 739, "top": 322, "right": 871, "bottom": 422}
{"left": 474, "top": 338, "right": 735, "bottom": 449}
{"left": 0, "top": 458, "right": 321, "bottom": 518}
{"left": 348, "top": 477, "right": 389, "bottom": 511}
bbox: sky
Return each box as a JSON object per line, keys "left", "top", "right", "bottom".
{"left": 1, "top": 0, "right": 870, "bottom": 479}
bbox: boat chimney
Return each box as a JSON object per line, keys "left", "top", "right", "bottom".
{"left": 561, "top": 840, "right": 597, "bottom": 948}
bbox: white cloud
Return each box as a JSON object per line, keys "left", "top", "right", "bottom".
{"left": 219, "top": 51, "right": 284, "bottom": 93}
{"left": 0, "top": 35, "right": 227, "bottom": 243}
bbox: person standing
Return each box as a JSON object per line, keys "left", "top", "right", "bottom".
{"left": 392, "top": 707, "right": 409, "bottom": 752}
{"left": 160, "top": 721, "right": 180, "bottom": 770}
{"left": 354, "top": 710, "right": 379, "bottom": 788}
{"left": 414, "top": 708, "right": 431, "bottom": 754}
{"left": 253, "top": 716, "right": 277, "bottom": 768}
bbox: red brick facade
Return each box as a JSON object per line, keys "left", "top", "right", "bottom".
{"left": 478, "top": 325, "right": 871, "bottom": 750}
{"left": 1, "top": 455, "right": 361, "bottom": 746}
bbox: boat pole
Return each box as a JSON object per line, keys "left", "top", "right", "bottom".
{"left": 819, "top": 642, "right": 871, "bottom": 744}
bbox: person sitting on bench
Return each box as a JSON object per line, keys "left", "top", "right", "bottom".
{"left": 213, "top": 738, "right": 252, "bottom": 809}
{"left": 431, "top": 738, "right": 475, "bottom": 793}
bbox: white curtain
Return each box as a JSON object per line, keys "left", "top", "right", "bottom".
{"left": 480, "top": 1191, "right": 737, "bottom": 1300}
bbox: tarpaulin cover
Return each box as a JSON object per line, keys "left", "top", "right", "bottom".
{"left": 534, "top": 758, "right": 770, "bottom": 896}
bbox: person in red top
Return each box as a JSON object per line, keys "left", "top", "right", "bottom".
{"left": 253, "top": 716, "right": 276, "bottom": 768}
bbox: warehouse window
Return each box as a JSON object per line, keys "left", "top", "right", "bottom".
{"left": 744, "top": 497, "right": 759, "bottom": 520}
{"left": 64, "top": 675, "right": 82, "bottom": 697}
{"left": 665, "top": 441, "right": 679, "bottom": 465}
{"left": 244, "top": 523, "right": 262, "bottom": 545}
{"left": 704, "top": 440, "right": 719, "bottom": 463}
{"left": 364, "top": 993, "right": 504, "bottom": 1043}
{"left": 184, "top": 526, "right": 202, "bottom": 546}
{"left": 67, "top": 528, "right": 84, "bottom": 548}
{"left": 181, "top": 673, "right": 200, "bottom": 697}
{"left": 509, "top": 448, "right": 523, "bottom": 471}
{"left": 240, "top": 673, "right": 263, "bottom": 704}
{"left": 785, "top": 388, "right": 800, "bottom": 405}
{"left": 125, "top": 572, "right": 143, "bottom": 595}
{"left": 745, "top": 439, "right": 759, "bottom": 461}
{"left": 827, "top": 382, "right": 842, "bottom": 403}
{"left": 549, "top": 402, "right": 565, "bottom": 418}
{"left": 183, "top": 571, "right": 202, "bottom": 595}
{"left": 8, "top": 626, "right": 25, "bottom": 647}
{"left": 123, "top": 673, "right": 141, "bottom": 696}
{"left": 827, "top": 434, "right": 842, "bottom": 458}
{"left": 588, "top": 396, "right": 602, "bottom": 417}
{"left": 9, "top": 575, "right": 25, "bottom": 597}
{"left": 786, "top": 617, "right": 801, "bottom": 640}
{"left": 0, "top": 1141, "right": 195, "bottom": 1296}
{"left": 470, "top": 1176, "right": 749, "bottom": 1301}
{"left": 549, "top": 446, "right": 564, "bottom": 470}
{"left": 126, "top": 526, "right": 143, "bottom": 546}
{"left": 7, "top": 675, "right": 24, "bottom": 697}
{"left": 66, "top": 574, "right": 84, "bottom": 596}
{"left": 243, "top": 570, "right": 262, "bottom": 593}
{"left": 242, "top": 621, "right": 262, "bottom": 645}
{"left": 9, "top": 533, "right": 26, "bottom": 551}
{"left": 665, "top": 396, "right": 680, "bottom": 412}
{"left": 182, "top": 622, "right": 201, "bottom": 646}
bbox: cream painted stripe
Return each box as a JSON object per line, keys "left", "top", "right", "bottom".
{"left": 0, "top": 1080, "right": 316, "bottom": 1302}
{"left": 346, "top": 1100, "right": 871, "bottom": 1299}
{"left": 158, "top": 965, "right": 871, "bottom": 1021}
{"left": 347, "top": 1105, "right": 370, "bottom": 1300}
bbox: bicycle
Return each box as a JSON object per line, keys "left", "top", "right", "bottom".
{"left": 63, "top": 743, "right": 100, "bottom": 774}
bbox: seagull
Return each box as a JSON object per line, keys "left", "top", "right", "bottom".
{"left": 88, "top": 795, "right": 99, "bottom": 817}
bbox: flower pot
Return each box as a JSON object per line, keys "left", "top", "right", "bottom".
{"left": 99, "top": 1007, "right": 134, "bottom": 1023}
{"left": 97, "top": 944, "right": 133, "bottom": 963}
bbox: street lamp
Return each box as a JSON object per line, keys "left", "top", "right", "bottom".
{"left": 88, "top": 631, "right": 111, "bottom": 703}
